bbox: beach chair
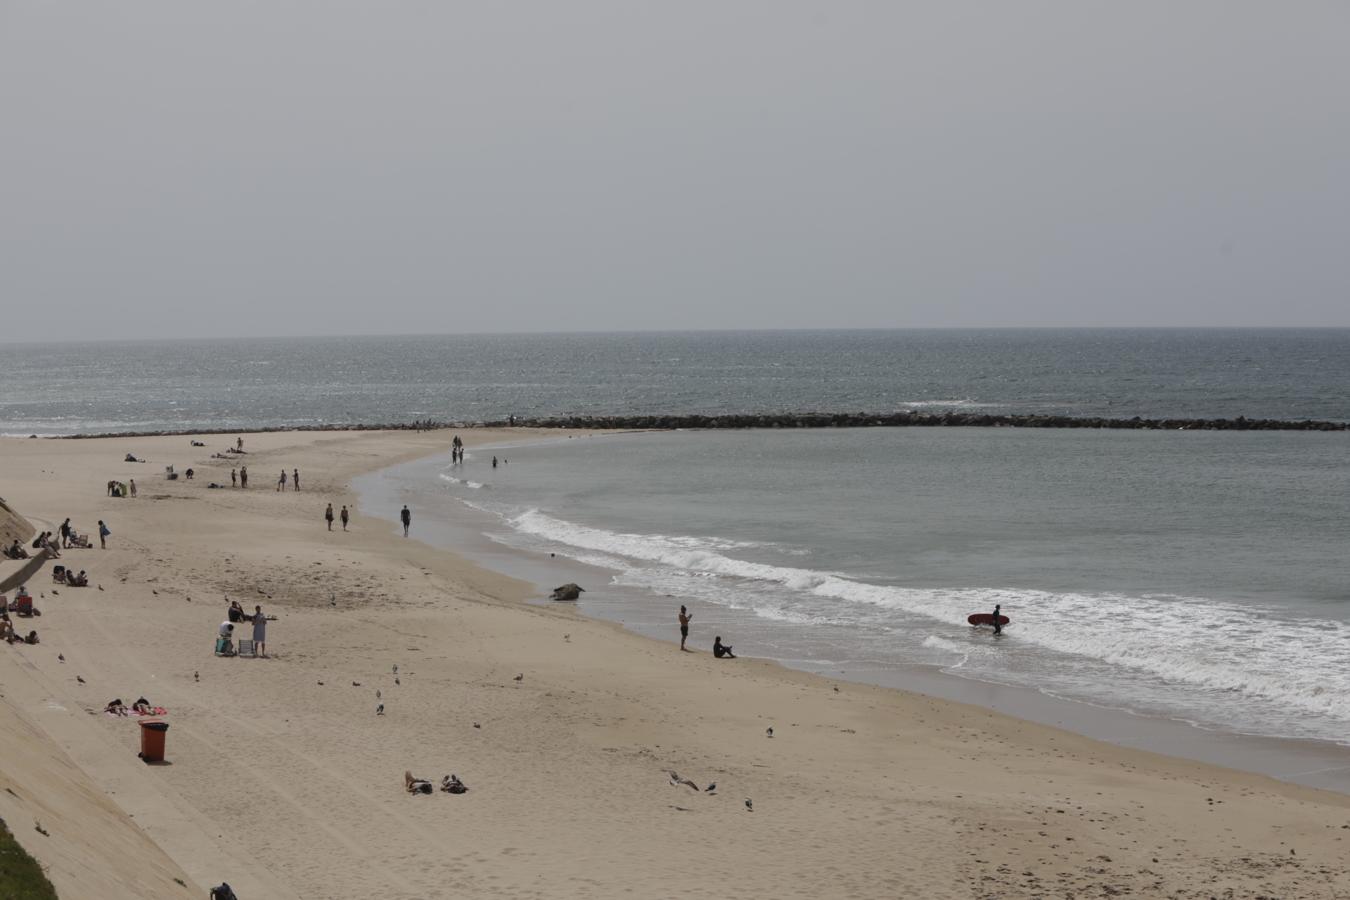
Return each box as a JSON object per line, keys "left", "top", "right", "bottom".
{"left": 12, "top": 595, "right": 34, "bottom": 617}
{"left": 69, "top": 533, "right": 91, "bottom": 549}
{"left": 236, "top": 639, "right": 256, "bottom": 658}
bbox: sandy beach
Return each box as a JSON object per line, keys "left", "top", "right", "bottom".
{"left": 3, "top": 428, "right": 1350, "bottom": 899}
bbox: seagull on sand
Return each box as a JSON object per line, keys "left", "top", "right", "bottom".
{"left": 745, "top": 799, "right": 754, "bottom": 812}
{"left": 668, "top": 771, "right": 699, "bottom": 790}
{"left": 194, "top": 670, "right": 199, "bottom": 682}
{"left": 376, "top": 704, "right": 385, "bottom": 715}
{"left": 57, "top": 654, "right": 64, "bottom": 663}
{"left": 766, "top": 727, "right": 774, "bottom": 738}
{"left": 376, "top": 689, "right": 382, "bottom": 699}
{"left": 705, "top": 783, "right": 717, "bottom": 793}
{"left": 76, "top": 676, "right": 86, "bottom": 684}
{"left": 513, "top": 673, "right": 523, "bottom": 682}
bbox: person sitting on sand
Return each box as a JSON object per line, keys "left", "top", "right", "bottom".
{"left": 105, "top": 699, "right": 128, "bottom": 715}
{"left": 405, "top": 771, "right": 433, "bottom": 794}
{"left": 210, "top": 883, "right": 239, "bottom": 900}
{"left": 70, "top": 570, "right": 88, "bottom": 587}
{"left": 23, "top": 630, "right": 38, "bottom": 645}
{"left": 713, "top": 636, "right": 736, "bottom": 659}
{"left": 5, "top": 539, "right": 27, "bottom": 559}
{"left": 0, "top": 617, "right": 14, "bottom": 643}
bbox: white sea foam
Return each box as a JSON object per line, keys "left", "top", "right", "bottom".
{"left": 437, "top": 473, "right": 485, "bottom": 490}
{"left": 502, "top": 507, "right": 1350, "bottom": 739}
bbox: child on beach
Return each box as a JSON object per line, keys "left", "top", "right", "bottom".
{"left": 98, "top": 520, "right": 110, "bottom": 549}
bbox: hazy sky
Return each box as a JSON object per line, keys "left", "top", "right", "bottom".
{"left": 2, "top": 2, "right": 1347, "bottom": 341}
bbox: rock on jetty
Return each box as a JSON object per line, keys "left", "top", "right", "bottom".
{"left": 485, "top": 412, "right": 1349, "bottom": 432}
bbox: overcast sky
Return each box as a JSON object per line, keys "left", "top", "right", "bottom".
{"left": 2, "top": 2, "right": 1347, "bottom": 341}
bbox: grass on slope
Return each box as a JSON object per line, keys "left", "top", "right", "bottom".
{"left": 0, "top": 817, "right": 58, "bottom": 900}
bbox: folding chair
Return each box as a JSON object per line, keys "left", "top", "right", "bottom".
{"left": 236, "top": 638, "right": 256, "bottom": 658}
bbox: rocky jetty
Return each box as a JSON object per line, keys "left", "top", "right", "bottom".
{"left": 486, "top": 412, "right": 1350, "bottom": 432}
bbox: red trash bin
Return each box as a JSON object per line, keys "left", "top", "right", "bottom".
{"left": 138, "top": 720, "right": 169, "bottom": 762}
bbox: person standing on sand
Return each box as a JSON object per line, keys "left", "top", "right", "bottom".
{"left": 236, "top": 436, "right": 243, "bottom": 452}
{"left": 129, "top": 479, "right": 137, "bottom": 497}
{"left": 325, "top": 503, "right": 334, "bottom": 531}
{"left": 240, "top": 466, "right": 248, "bottom": 488}
{"left": 98, "top": 520, "right": 110, "bottom": 550}
{"left": 679, "top": 605, "right": 692, "bottom": 651}
{"left": 252, "top": 604, "right": 267, "bottom": 657}
{"left": 401, "top": 505, "right": 411, "bottom": 537}
{"left": 60, "top": 518, "right": 71, "bottom": 549}
{"left": 231, "top": 468, "right": 237, "bottom": 487}
{"left": 992, "top": 603, "right": 1002, "bottom": 635}
{"left": 492, "top": 455, "right": 498, "bottom": 469}
{"left": 293, "top": 468, "right": 300, "bottom": 491}
{"left": 340, "top": 505, "right": 349, "bottom": 531}
{"left": 277, "top": 470, "right": 287, "bottom": 491}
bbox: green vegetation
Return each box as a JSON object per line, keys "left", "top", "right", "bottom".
{"left": 0, "top": 817, "right": 58, "bottom": 900}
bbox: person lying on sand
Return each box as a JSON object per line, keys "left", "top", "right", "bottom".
{"left": 106, "top": 699, "right": 128, "bottom": 716}
{"left": 405, "top": 771, "right": 433, "bottom": 794}
{"left": 440, "top": 774, "right": 468, "bottom": 794}
{"left": 132, "top": 697, "right": 152, "bottom": 714}
{"left": 713, "top": 636, "right": 736, "bottom": 659}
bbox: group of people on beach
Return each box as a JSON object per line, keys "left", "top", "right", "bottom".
{"left": 324, "top": 503, "right": 351, "bottom": 531}
{"left": 217, "top": 599, "right": 269, "bottom": 657}
{"left": 678, "top": 605, "right": 737, "bottom": 658}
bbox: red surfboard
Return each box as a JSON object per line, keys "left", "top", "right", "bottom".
{"left": 967, "top": 613, "right": 1010, "bottom": 627}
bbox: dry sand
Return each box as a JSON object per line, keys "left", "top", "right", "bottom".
{"left": 2, "top": 428, "right": 1350, "bottom": 899}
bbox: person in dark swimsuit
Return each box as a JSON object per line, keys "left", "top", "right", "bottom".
{"left": 992, "top": 603, "right": 1002, "bottom": 635}
{"left": 678, "top": 606, "right": 692, "bottom": 651}
{"left": 713, "top": 636, "right": 736, "bottom": 659}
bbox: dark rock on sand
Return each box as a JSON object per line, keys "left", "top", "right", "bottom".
{"left": 550, "top": 583, "right": 585, "bottom": 602}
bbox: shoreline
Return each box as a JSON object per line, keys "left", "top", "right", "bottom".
{"left": 355, "top": 436, "right": 1350, "bottom": 796}
{"left": 4, "top": 428, "right": 1350, "bottom": 898}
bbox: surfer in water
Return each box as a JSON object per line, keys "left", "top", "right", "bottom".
{"left": 992, "top": 603, "right": 1002, "bottom": 635}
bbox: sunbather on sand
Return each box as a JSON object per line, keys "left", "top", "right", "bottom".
{"left": 405, "top": 771, "right": 433, "bottom": 794}
{"left": 440, "top": 774, "right": 468, "bottom": 794}
{"left": 106, "top": 699, "right": 128, "bottom": 715}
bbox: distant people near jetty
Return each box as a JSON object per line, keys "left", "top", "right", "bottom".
{"left": 240, "top": 466, "right": 248, "bottom": 488}
{"left": 452, "top": 434, "right": 463, "bottom": 464}
{"left": 277, "top": 469, "right": 287, "bottom": 491}
{"left": 340, "top": 505, "right": 349, "bottom": 531}
{"left": 293, "top": 468, "right": 300, "bottom": 491}
{"left": 325, "top": 503, "right": 334, "bottom": 531}
{"left": 679, "top": 605, "right": 692, "bottom": 651}
{"left": 401, "top": 505, "right": 411, "bottom": 537}
{"left": 236, "top": 436, "right": 244, "bottom": 452}
{"left": 231, "top": 468, "right": 238, "bottom": 487}
{"left": 713, "top": 636, "right": 736, "bottom": 659}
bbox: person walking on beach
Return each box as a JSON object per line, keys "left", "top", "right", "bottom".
{"left": 293, "top": 468, "right": 300, "bottom": 491}
{"left": 252, "top": 604, "right": 268, "bottom": 658}
{"left": 340, "top": 505, "right": 349, "bottom": 531}
{"left": 277, "top": 469, "right": 287, "bottom": 491}
{"left": 679, "top": 605, "right": 692, "bottom": 651}
{"left": 400, "top": 505, "right": 411, "bottom": 537}
{"left": 98, "top": 520, "right": 110, "bottom": 550}
{"left": 129, "top": 479, "right": 137, "bottom": 498}
{"left": 231, "top": 468, "right": 237, "bottom": 487}
{"left": 325, "top": 503, "right": 334, "bottom": 531}
{"left": 240, "top": 466, "right": 248, "bottom": 488}
{"left": 59, "top": 518, "right": 71, "bottom": 549}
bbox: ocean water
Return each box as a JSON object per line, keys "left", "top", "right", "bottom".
{"left": 361, "top": 426, "right": 1350, "bottom": 747}
{"left": 4, "top": 328, "right": 1350, "bottom": 435}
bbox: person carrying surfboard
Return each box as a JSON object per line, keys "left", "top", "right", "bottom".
{"left": 992, "top": 604, "right": 1002, "bottom": 635}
